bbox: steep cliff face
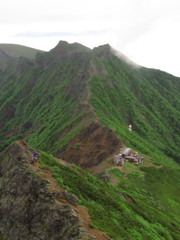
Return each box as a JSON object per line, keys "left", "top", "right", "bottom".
{"left": 0, "top": 142, "right": 96, "bottom": 240}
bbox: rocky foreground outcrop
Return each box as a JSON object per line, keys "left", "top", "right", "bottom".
{"left": 0, "top": 142, "right": 96, "bottom": 240}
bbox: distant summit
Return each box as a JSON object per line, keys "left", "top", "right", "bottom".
{"left": 0, "top": 43, "right": 44, "bottom": 59}
{"left": 53, "top": 40, "right": 91, "bottom": 54}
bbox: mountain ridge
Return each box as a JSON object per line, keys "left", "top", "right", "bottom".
{"left": 0, "top": 40, "right": 180, "bottom": 240}
{"left": 0, "top": 41, "right": 180, "bottom": 166}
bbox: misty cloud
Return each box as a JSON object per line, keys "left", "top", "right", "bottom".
{"left": 110, "top": 47, "right": 140, "bottom": 68}
{"left": 14, "top": 30, "right": 108, "bottom": 38}
{"left": 1, "top": 0, "right": 180, "bottom": 76}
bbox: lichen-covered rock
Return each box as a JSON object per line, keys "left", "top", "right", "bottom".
{"left": 64, "top": 191, "right": 79, "bottom": 205}
{"left": 0, "top": 142, "right": 96, "bottom": 240}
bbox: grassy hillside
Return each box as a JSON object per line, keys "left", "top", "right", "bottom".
{"left": 0, "top": 41, "right": 92, "bottom": 153}
{"left": 38, "top": 151, "right": 180, "bottom": 240}
{"left": 0, "top": 43, "right": 43, "bottom": 59}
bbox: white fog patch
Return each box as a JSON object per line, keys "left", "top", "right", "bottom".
{"left": 110, "top": 47, "right": 141, "bottom": 69}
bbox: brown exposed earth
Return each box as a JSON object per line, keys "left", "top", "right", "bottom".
{"left": 58, "top": 122, "right": 122, "bottom": 168}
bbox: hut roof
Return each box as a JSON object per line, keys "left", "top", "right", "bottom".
{"left": 122, "top": 148, "right": 132, "bottom": 156}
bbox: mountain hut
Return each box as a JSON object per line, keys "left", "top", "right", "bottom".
{"left": 122, "top": 148, "right": 132, "bottom": 157}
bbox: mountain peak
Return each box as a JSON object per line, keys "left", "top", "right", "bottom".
{"left": 53, "top": 40, "right": 91, "bottom": 54}
{"left": 0, "top": 43, "right": 43, "bottom": 59}
{"left": 93, "top": 43, "right": 111, "bottom": 54}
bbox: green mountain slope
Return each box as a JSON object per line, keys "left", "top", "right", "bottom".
{"left": 0, "top": 41, "right": 180, "bottom": 240}
{"left": 90, "top": 45, "right": 180, "bottom": 165}
{"left": 0, "top": 41, "right": 93, "bottom": 153}
{"left": 0, "top": 41, "right": 180, "bottom": 166}
{"left": 0, "top": 43, "right": 44, "bottom": 59}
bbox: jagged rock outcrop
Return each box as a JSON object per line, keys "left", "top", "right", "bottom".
{"left": 0, "top": 142, "right": 95, "bottom": 240}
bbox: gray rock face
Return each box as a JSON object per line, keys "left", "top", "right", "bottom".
{"left": 64, "top": 191, "right": 79, "bottom": 205}
{"left": 0, "top": 142, "right": 95, "bottom": 240}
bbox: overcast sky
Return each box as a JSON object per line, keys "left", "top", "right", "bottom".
{"left": 1, "top": 0, "right": 180, "bottom": 76}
